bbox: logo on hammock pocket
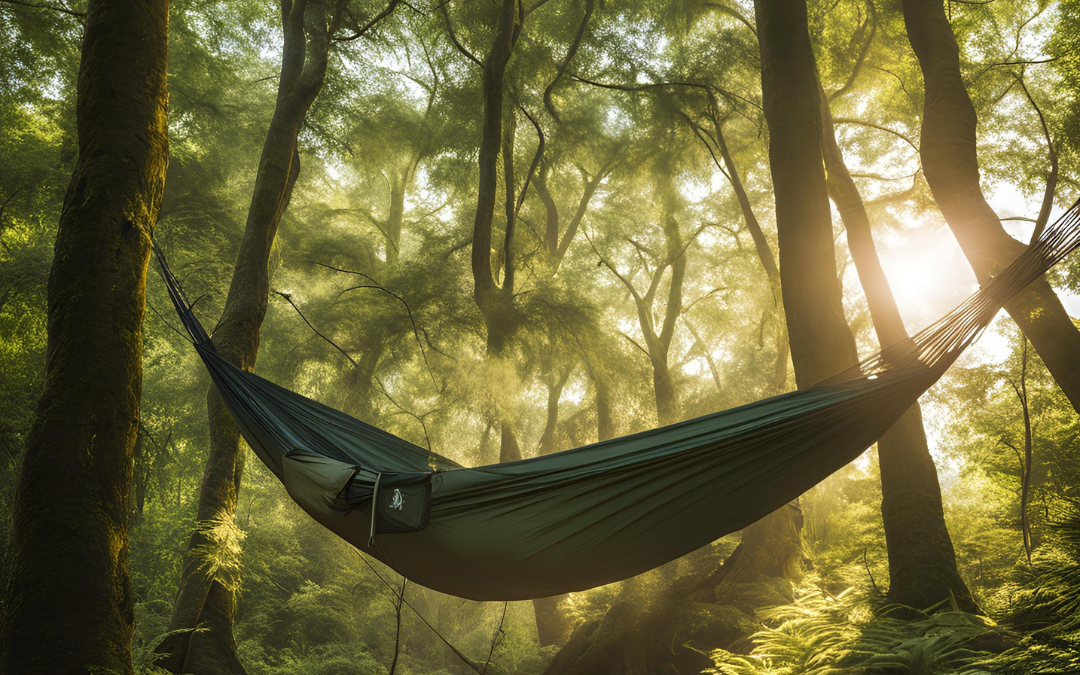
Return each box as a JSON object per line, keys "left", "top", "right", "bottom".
{"left": 390, "top": 488, "right": 404, "bottom": 510}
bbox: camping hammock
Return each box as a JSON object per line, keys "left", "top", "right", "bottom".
{"left": 156, "top": 201, "right": 1080, "bottom": 601}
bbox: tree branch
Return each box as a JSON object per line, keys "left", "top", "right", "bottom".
{"left": 305, "top": 261, "right": 439, "bottom": 388}
{"left": 543, "top": 0, "right": 593, "bottom": 121}
{"left": 335, "top": 0, "right": 402, "bottom": 42}
{"left": 1013, "top": 72, "right": 1058, "bottom": 244}
{"left": 440, "top": 2, "right": 482, "bottom": 67}
{"left": 0, "top": 0, "right": 84, "bottom": 18}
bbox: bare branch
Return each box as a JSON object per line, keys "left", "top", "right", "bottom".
{"left": 305, "top": 261, "right": 439, "bottom": 388}
{"left": 515, "top": 105, "right": 545, "bottom": 220}
{"left": 273, "top": 290, "right": 360, "bottom": 368}
{"left": 273, "top": 289, "right": 438, "bottom": 450}
{"left": 543, "top": 0, "right": 593, "bottom": 121}
{"left": 618, "top": 331, "right": 650, "bottom": 358}
{"left": 440, "top": 2, "right": 482, "bottom": 68}
{"left": 1013, "top": 72, "right": 1058, "bottom": 243}
{"left": 831, "top": 117, "right": 919, "bottom": 153}
{"left": 335, "top": 0, "right": 402, "bottom": 42}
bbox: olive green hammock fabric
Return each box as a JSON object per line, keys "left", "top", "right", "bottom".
{"left": 155, "top": 201, "right": 1080, "bottom": 602}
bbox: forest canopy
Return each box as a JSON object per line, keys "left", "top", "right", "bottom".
{"left": 1, "top": 0, "right": 1080, "bottom": 674}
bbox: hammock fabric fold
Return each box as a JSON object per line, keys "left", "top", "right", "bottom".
{"left": 156, "top": 201, "right": 1080, "bottom": 601}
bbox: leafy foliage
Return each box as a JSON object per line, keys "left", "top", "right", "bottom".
{"left": 709, "top": 575, "right": 1000, "bottom": 675}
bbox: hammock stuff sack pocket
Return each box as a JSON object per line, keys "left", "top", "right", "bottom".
{"left": 348, "top": 471, "right": 434, "bottom": 534}
{"left": 281, "top": 448, "right": 433, "bottom": 543}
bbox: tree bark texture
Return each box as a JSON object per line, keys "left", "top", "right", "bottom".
{"left": 820, "top": 87, "right": 976, "bottom": 612}
{"left": 902, "top": 0, "right": 1080, "bottom": 414}
{"left": 0, "top": 0, "right": 169, "bottom": 672}
{"left": 156, "top": 1, "right": 340, "bottom": 673}
{"left": 757, "top": 0, "right": 860, "bottom": 387}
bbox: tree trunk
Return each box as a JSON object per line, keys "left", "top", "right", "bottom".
{"left": 468, "top": 0, "right": 524, "bottom": 466}
{"left": 583, "top": 352, "right": 616, "bottom": 442}
{"left": 758, "top": 0, "right": 859, "bottom": 387}
{"left": 0, "top": 0, "right": 169, "bottom": 672}
{"left": 156, "top": 2, "right": 339, "bottom": 673}
{"left": 344, "top": 328, "right": 386, "bottom": 423}
{"left": 650, "top": 354, "right": 678, "bottom": 427}
{"left": 534, "top": 160, "right": 606, "bottom": 273}
{"left": 820, "top": 85, "right": 977, "bottom": 612}
{"left": 539, "top": 363, "right": 573, "bottom": 455}
{"left": 384, "top": 172, "right": 406, "bottom": 268}
{"left": 537, "top": 161, "right": 562, "bottom": 258}
{"left": 534, "top": 363, "right": 574, "bottom": 646}
{"left": 901, "top": 0, "right": 1080, "bottom": 414}
{"left": 471, "top": 0, "right": 519, "bottom": 317}
{"left": 717, "top": 0, "right": 860, "bottom": 605}
{"left": 637, "top": 167, "right": 685, "bottom": 428}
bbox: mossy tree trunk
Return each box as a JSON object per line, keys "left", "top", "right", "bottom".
{"left": 819, "top": 84, "right": 977, "bottom": 612}
{"left": 0, "top": 0, "right": 169, "bottom": 672}
{"left": 155, "top": 1, "right": 342, "bottom": 673}
{"left": 901, "top": 0, "right": 1080, "bottom": 414}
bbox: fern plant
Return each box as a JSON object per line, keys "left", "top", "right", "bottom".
{"left": 707, "top": 572, "right": 998, "bottom": 675}
{"left": 970, "top": 509, "right": 1080, "bottom": 675}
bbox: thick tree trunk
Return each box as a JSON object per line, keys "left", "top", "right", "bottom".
{"left": 901, "top": 0, "right": 1080, "bottom": 413}
{"left": 717, "top": 0, "right": 861, "bottom": 606}
{"left": 0, "top": 0, "right": 169, "bottom": 672}
{"left": 820, "top": 87, "right": 977, "bottom": 612}
{"left": 471, "top": 0, "right": 518, "bottom": 316}
{"left": 156, "top": 2, "right": 339, "bottom": 673}
{"left": 758, "top": 0, "right": 859, "bottom": 387}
